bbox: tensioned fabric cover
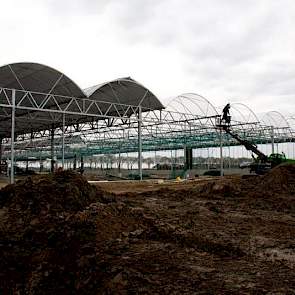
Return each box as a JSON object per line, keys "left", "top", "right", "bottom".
{"left": 84, "top": 77, "right": 163, "bottom": 111}
{"left": 0, "top": 62, "right": 163, "bottom": 137}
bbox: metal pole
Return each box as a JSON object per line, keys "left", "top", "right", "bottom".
{"left": 118, "top": 148, "right": 121, "bottom": 173}
{"left": 207, "top": 147, "right": 210, "bottom": 170}
{"left": 39, "top": 150, "right": 42, "bottom": 172}
{"left": 73, "top": 154, "right": 77, "bottom": 170}
{"left": 0, "top": 137, "right": 2, "bottom": 174}
{"left": 228, "top": 146, "right": 231, "bottom": 170}
{"left": 62, "top": 113, "right": 65, "bottom": 169}
{"left": 10, "top": 89, "right": 16, "bottom": 184}
{"left": 50, "top": 125, "right": 54, "bottom": 173}
{"left": 138, "top": 106, "right": 142, "bottom": 180}
{"left": 220, "top": 128, "right": 223, "bottom": 177}
{"left": 170, "top": 149, "right": 173, "bottom": 177}
{"left": 271, "top": 126, "right": 274, "bottom": 154}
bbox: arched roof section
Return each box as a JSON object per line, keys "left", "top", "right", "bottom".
{"left": 84, "top": 77, "right": 164, "bottom": 111}
{"left": 0, "top": 63, "right": 163, "bottom": 137}
{"left": 0, "top": 62, "right": 85, "bottom": 98}
{"left": 166, "top": 93, "right": 219, "bottom": 127}
{"left": 260, "top": 111, "right": 290, "bottom": 129}
{"left": 166, "top": 93, "right": 218, "bottom": 117}
{"left": 0, "top": 62, "right": 86, "bottom": 137}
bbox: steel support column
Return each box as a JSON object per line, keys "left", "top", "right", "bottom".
{"left": 39, "top": 151, "right": 43, "bottom": 172}
{"left": 228, "top": 146, "right": 231, "bottom": 170}
{"left": 62, "top": 113, "right": 65, "bottom": 169}
{"left": 138, "top": 106, "right": 143, "bottom": 181}
{"left": 170, "top": 150, "right": 173, "bottom": 177}
{"left": 271, "top": 126, "right": 275, "bottom": 154}
{"left": 10, "top": 89, "right": 16, "bottom": 184}
{"left": 0, "top": 137, "right": 2, "bottom": 174}
{"left": 50, "top": 125, "right": 55, "bottom": 173}
{"left": 73, "top": 154, "right": 77, "bottom": 170}
{"left": 118, "top": 148, "right": 121, "bottom": 174}
{"left": 220, "top": 128, "right": 223, "bottom": 177}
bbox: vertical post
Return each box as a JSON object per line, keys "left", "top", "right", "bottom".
{"left": 80, "top": 156, "right": 84, "bottom": 174}
{"left": 39, "top": 150, "right": 43, "bottom": 172}
{"left": 170, "top": 149, "right": 173, "bottom": 177}
{"left": 10, "top": 89, "right": 16, "bottom": 184}
{"left": 0, "top": 137, "right": 2, "bottom": 174}
{"left": 220, "top": 128, "right": 223, "bottom": 177}
{"left": 138, "top": 106, "right": 142, "bottom": 180}
{"left": 50, "top": 125, "right": 54, "bottom": 173}
{"left": 26, "top": 157, "right": 29, "bottom": 172}
{"left": 73, "top": 154, "right": 77, "bottom": 170}
{"left": 207, "top": 147, "right": 210, "bottom": 170}
{"left": 271, "top": 126, "right": 274, "bottom": 154}
{"left": 62, "top": 113, "right": 65, "bottom": 169}
{"left": 228, "top": 146, "right": 231, "bottom": 170}
{"left": 118, "top": 148, "right": 121, "bottom": 174}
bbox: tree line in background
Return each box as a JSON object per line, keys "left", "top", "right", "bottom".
{"left": 60, "top": 155, "right": 251, "bottom": 170}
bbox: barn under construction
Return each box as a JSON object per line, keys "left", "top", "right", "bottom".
{"left": 1, "top": 62, "right": 294, "bottom": 183}
{"left": 1, "top": 62, "right": 295, "bottom": 294}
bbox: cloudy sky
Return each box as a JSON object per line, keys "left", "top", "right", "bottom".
{"left": 1, "top": 0, "right": 295, "bottom": 116}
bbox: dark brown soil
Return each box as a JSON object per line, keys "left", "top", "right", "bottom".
{"left": 1, "top": 165, "right": 295, "bottom": 294}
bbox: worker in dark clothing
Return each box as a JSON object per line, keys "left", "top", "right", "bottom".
{"left": 222, "top": 103, "right": 231, "bottom": 124}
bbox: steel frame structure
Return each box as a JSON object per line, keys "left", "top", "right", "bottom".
{"left": 1, "top": 88, "right": 295, "bottom": 183}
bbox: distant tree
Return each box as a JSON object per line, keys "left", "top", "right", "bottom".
{"left": 143, "top": 157, "right": 154, "bottom": 169}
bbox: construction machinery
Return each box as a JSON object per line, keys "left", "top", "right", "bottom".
{"left": 217, "top": 108, "right": 294, "bottom": 174}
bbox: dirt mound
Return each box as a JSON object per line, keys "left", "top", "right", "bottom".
{"left": 0, "top": 170, "right": 98, "bottom": 210}
{"left": 1, "top": 169, "right": 295, "bottom": 294}
{"left": 191, "top": 164, "right": 295, "bottom": 199}
{"left": 258, "top": 163, "right": 295, "bottom": 193}
{"left": 0, "top": 171, "right": 150, "bottom": 294}
{"left": 0, "top": 171, "right": 107, "bottom": 293}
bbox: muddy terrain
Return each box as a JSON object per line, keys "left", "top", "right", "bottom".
{"left": 1, "top": 165, "right": 295, "bottom": 294}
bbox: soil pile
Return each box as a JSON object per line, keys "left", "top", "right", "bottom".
{"left": 1, "top": 167, "right": 295, "bottom": 294}
{"left": 192, "top": 164, "right": 295, "bottom": 199}
{"left": 0, "top": 170, "right": 98, "bottom": 210}
{"left": 0, "top": 171, "right": 106, "bottom": 294}
{"left": 257, "top": 163, "right": 295, "bottom": 193}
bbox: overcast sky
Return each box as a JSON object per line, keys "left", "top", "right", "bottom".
{"left": 1, "top": 0, "right": 295, "bottom": 116}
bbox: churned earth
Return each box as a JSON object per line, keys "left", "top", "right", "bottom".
{"left": 1, "top": 165, "right": 295, "bottom": 294}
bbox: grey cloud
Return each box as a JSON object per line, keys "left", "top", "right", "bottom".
{"left": 3, "top": 0, "right": 295, "bottom": 115}
{"left": 47, "top": 0, "right": 114, "bottom": 16}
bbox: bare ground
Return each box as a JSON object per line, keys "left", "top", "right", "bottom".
{"left": 1, "top": 166, "right": 295, "bottom": 294}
